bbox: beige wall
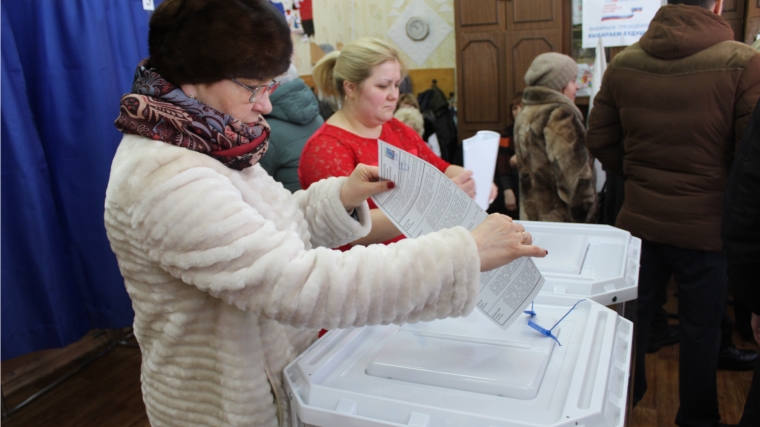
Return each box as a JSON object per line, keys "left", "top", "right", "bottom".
{"left": 293, "top": 0, "right": 455, "bottom": 75}
{"left": 293, "top": 33, "right": 312, "bottom": 75}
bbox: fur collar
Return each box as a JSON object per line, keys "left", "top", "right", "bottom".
{"left": 522, "top": 86, "right": 584, "bottom": 124}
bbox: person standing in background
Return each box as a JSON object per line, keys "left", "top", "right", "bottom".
{"left": 513, "top": 52, "right": 597, "bottom": 223}
{"left": 490, "top": 93, "right": 523, "bottom": 217}
{"left": 586, "top": 1, "right": 760, "bottom": 425}
{"left": 393, "top": 106, "right": 427, "bottom": 148}
{"left": 728, "top": 35, "right": 760, "bottom": 350}
{"left": 395, "top": 93, "right": 442, "bottom": 157}
{"left": 260, "top": 64, "right": 324, "bottom": 192}
{"left": 723, "top": 97, "right": 760, "bottom": 427}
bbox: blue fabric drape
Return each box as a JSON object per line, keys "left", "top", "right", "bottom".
{"left": 1, "top": 0, "right": 159, "bottom": 361}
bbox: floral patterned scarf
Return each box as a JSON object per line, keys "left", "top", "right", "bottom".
{"left": 114, "top": 59, "right": 269, "bottom": 170}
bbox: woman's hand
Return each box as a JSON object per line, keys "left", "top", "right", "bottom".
{"left": 488, "top": 183, "right": 498, "bottom": 205}
{"left": 471, "top": 214, "right": 546, "bottom": 272}
{"left": 509, "top": 154, "right": 518, "bottom": 168}
{"left": 451, "top": 169, "right": 476, "bottom": 199}
{"left": 340, "top": 164, "right": 395, "bottom": 210}
{"left": 503, "top": 189, "right": 517, "bottom": 211}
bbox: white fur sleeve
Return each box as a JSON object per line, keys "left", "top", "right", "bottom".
{"left": 130, "top": 167, "right": 481, "bottom": 329}
{"left": 291, "top": 177, "right": 372, "bottom": 248}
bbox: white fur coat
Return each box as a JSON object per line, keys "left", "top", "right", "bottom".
{"left": 104, "top": 135, "right": 481, "bottom": 427}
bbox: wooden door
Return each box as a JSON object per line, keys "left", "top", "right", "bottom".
{"left": 722, "top": 0, "right": 746, "bottom": 41}
{"left": 454, "top": 0, "right": 570, "bottom": 142}
{"left": 456, "top": 0, "right": 506, "bottom": 33}
{"left": 505, "top": 0, "right": 563, "bottom": 31}
{"left": 746, "top": 0, "right": 760, "bottom": 44}
{"left": 456, "top": 32, "right": 507, "bottom": 140}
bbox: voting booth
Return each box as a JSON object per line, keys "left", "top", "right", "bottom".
{"left": 284, "top": 223, "right": 640, "bottom": 427}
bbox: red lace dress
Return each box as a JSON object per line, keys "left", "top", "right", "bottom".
{"left": 299, "top": 118, "right": 450, "bottom": 249}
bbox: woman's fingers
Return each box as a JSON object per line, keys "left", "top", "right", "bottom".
{"left": 471, "top": 214, "right": 546, "bottom": 271}
{"left": 503, "top": 189, "right": 517, "bottom": 211}
{"left": 357, "top": 164, "right": 380, "bottom": 181}
{"left": 521, "top": 244, "right": 548, "bottom": 258}
{"left": 340, "top": 164, "right": 395, "bottom": 209}
{"left": 356, "top": 165, "right": 395, "bottom": 195}
{"left": 451, "top": 170, "right": 476, "bottom": 198}
{"left": 453, "top": 169, "right": 473, "bottom": 183}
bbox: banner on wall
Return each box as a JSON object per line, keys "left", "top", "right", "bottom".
{"left": 582, "top": 0, "right": 661, "bottom": 48}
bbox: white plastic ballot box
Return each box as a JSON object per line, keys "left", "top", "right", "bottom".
{"left": 523, "top": 221, "right": 641, "bottom": 306}
{"left": 284, "top": 224, "right": 640, "bottom": 427}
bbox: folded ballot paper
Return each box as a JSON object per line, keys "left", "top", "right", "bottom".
{"left": 371, "top": 140, "right": 545, "bottom": 330}
{"left": 463, "top": 130, "right": 500, "bottom": 210}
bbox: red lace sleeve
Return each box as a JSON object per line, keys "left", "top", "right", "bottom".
{"left": 299, "top": 128, "right": 358, "bottom": 190}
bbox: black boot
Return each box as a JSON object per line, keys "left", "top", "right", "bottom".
{"left": 717, "top": 345, "right": 759, "bottom": 371}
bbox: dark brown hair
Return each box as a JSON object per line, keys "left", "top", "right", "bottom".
{"left": 149, "top": 0, "right": 293, "bottom": 85}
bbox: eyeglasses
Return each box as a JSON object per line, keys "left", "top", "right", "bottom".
{"left": 230, "top": 78, "right": 280, "bottom": 103}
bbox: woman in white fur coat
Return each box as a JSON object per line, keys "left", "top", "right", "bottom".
{"left": 105, "top": 1, "right": 546, "bottom": 426}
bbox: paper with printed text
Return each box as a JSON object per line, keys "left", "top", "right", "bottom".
{"left": 371, "top": 140, "right": 545, "bottom": 329}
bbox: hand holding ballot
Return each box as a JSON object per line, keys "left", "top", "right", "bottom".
{"left": 450, "top": 169, "right": 476, "bottom": 199}
{"left": 340, "top": 163, "right": 544, "bottom": 274}
{"left": 471, "top": 214, "right": 545, "bottom": 272}
{"left": 339, "top": 164, "right": 397, "bottom": 211}
{"left": 372, "top": 140, "right": 547, "bottom": 329}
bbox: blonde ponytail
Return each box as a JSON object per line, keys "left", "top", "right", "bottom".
{"left": 311, "top": 37, "right": 406, "bottom": 104}
{"left": 312, "top": 51, "right": 342, "bottom": 99}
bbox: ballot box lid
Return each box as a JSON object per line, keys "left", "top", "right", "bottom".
{"left": 284, "top": 295, "right": 632, "bottom": 427}
{"left": 522, "top": 222, "right": 641, "bottom": 305}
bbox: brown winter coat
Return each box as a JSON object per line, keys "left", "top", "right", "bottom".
{"left": 586, "top": 5, "right": 760, "bottom": 252}
{"left": 514, "top": 86, "right": 597, "bottom": 223}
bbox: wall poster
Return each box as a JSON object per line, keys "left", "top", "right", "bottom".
{"left": 582, "top": 0, "right": 661, "bottom": 48}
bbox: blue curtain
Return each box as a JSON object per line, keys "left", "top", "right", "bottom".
{"left": 1, "top": 0, "right": 160, "bottom": 361}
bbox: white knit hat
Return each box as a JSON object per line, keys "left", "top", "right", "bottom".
{"left": 524, "top": 52, "right": 578, "bottom": 92}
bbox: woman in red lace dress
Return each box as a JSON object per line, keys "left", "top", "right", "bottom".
{"left": 299, "top": 38, "right": 495, "bottom": 248}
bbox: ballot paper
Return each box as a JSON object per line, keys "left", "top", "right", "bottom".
{"left": 463, "top": 131, "right": 500, "bottom": 210}
{"left": 371, "top": 140, "right": 545, "bottom": 330}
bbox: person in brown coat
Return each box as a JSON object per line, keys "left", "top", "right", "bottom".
{"left": 586, "top": 1, "right": 760, "bottom": 426}
{"left": 513, "top": 53, "right": 597, "bottom": 223}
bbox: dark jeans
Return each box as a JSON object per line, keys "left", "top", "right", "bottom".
{"left": 730, "top": 279, "right": 755, "bottom": 339}
{"left": 740, "top": 355, "right": 760, "bottom": 426}
{"left": 651, "top": 302, "right": 670, "bottom": 331}
{"left": 633, "top": 240, "right": 726, "bottom": 427}
{"left": 721, "top": 308, "right": 735, "bottom": 350}
{"left": 651, "top": 285, "right": 734, "bottom": 351}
